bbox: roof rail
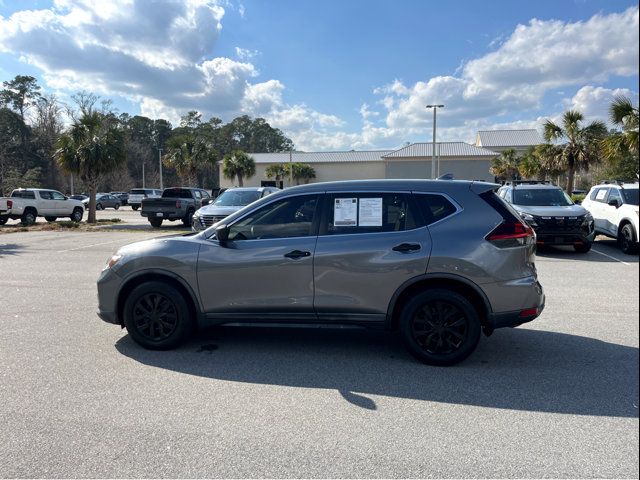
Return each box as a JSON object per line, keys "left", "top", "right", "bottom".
{"left": 504, "top": 180, "right": 555, "bottom": 187}
{"left": 602, "top": 179, "right": 628, "bottom": 186}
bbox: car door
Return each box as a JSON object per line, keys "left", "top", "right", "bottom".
{"left": 197, "top": 193, "right": 321, "bottom": 320}
{"left": 51, "top": 190, "right": 70, "bottom": 214}
{"left": 603, "top": 188, "right": 623, "bottom": 235}
{"left": 37, "top": 190, "right": 56, "bottom": 215}
{"left": 591, "top": 187, "right": 609, "bottom": 231}
{"left": 313, "top": 191, "right": 431, "bottom": 323}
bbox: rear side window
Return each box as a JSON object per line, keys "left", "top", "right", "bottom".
{"left": 413, "top": 194, "right": 458, "bottom": 225}
{"left": 322, "top": 193, "right": 419, "bottom": 235}
{"left": 11, "top": 190, "right": 35, "bottom": 199}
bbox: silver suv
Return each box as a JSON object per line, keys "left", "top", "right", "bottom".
{"left": 98, "top": 180, "right": 544, "bottom": 366}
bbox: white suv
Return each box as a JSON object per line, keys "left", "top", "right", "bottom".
{"left": 582, "top": 182, "right": 639, "bottom": 254}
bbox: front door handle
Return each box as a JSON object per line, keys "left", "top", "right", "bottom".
{"left": 392, "top": 243, "right": 421, "bottom": 253}
{"left": 284, "top": 250, "right": 311, "bottom": 259}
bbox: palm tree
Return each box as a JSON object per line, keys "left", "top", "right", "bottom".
{"left": 222, "top": 150, "right": 255, "bottom": 186}
{"left": 55, "top": 112, "right": 126, "bottom": 223}
{"left": 601, "top": 96, "right": 639, "bottom": 163}
{"left": 163, "top": 133, "right": 216, "bottom": 186}
{"left": 543, "top": 110, "right": 607, "bottom": 193}
{"left": 290, "top": 162, "right": 316, "bottom": 185}
{"left": 489, "top": 149, "right": 520, "bottom": 181}
{"left": 265, "top": 163, "right": 288, "bottom": 187}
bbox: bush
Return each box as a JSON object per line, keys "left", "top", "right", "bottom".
{"left": 571, "top": 194, "right": 586, "bottom": 204}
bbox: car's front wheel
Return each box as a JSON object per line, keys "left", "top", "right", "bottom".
{"left": 114, "top": 203, "right": 120, "bottom": 210}
{"left": 399, "top": 289, "right": 481, "bottom": 366}
{"left": 70, "top": 208, "right": 83, "bottom": 222}
{"left": 123, "top": 281, "right": 193, "bottom": 350}
{"left": 619, "top": 224, "right": 637, "bottom": 254}
{"left": 131, "top": 205, "right": 139, "bottom": 211}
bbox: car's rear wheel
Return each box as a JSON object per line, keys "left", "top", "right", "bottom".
{"left": 132, "top": 205, "right": 139, "bottom": 211}
{"left": 123, "top": 281, "right": 193, "bottom": 350}
{"left": 182, "top": 208, "right": 195, "bottom": 227}
{"left": 619, "top": 224, "right": 637, "bottom": 254}
{"left": 149, "top": 218, "right": 163, "bottom": 228}
{"left": 399, "top": 289, "right": 481, "bottom": 366}
{"left": 45, "top": 216, "right": 57, "bottom": 222}
{"left": 21, "top": 209, "right": 37, "bottom": 226}
{"left": 574, "top": 242, "right": 592, "bottom": 253}
{"left": 70, "top": 208, "right": 83, "bottom": 222}
{"left": 96, "top": 203, "right": 103, "bottom": 210}
{"left": 0, "top": 217, "right": 8, "bottom": 225}
{"left": 114, "top": 203, "right": 120, "bottom": 210}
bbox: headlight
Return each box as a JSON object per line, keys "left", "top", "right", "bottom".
{"left": 104, "top": 254, "right": 122, "bottom": 270}
{"left": 520, "top": 213, "right": 537, "bottom": 226}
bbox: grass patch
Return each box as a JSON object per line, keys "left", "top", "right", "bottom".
{"left": 96, "top": 218, "right": 122, "bottom": 223}
{"left": 41, "top": 221, "right": 81, "bottom": 230}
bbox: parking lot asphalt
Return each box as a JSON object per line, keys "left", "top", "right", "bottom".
{"left": 0, "top": 227, "right": 638, "bottom": 478}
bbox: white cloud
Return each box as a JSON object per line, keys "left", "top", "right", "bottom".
{"left": 235, "top": 47, "right": 259, "bottom": 61}
{"left": 564, "top": 85, "right": 639, "bottom": 123}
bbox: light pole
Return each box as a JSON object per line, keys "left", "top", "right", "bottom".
{"left": 426, "top": 104, "right": 444, "bottom": 179}
{"left": 158, "top": 148, "right": 163, "bottom": 190}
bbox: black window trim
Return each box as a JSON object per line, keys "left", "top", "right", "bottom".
{"left": 412, "top": 191, "right": 463, "bottom": 228}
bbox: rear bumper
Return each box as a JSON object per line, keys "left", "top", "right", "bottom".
{"left": 485, "top": 278, "right": 545, "bottom": 330}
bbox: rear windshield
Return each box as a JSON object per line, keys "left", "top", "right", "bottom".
{"left": 513, "top": 188, "right": 573, "bottom": 207}
{"left": 213, "top": 190, "right": 262, "bottom": 206}
{"left": 11, "top": 190, "right": 35, "bottom": 199}
{"left": 162, "top": 188, "right": 194, "bottom": 199}
{"left": 129, "top": 189, "right": 147, "bottom": 194}
{"left": 622, "top": 189, "right": 639, "bottom": 206}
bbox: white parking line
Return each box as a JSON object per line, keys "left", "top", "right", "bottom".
{"left": 591, "top": 247, "right": 632, "bottom": 266}
{"left": 57, "top": 236, "right": 147, "bottom": 253}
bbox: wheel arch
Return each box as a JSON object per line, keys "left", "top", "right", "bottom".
{"left": 386, "top": 274, "right": 492, "bottom": 331}
{"left": 116, "top": 270, "right": 202, "bottom": 328}
{"left": 618, "top": 219, "right": 637, "bottom": 240}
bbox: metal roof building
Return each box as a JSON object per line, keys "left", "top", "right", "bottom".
{"left": 475, "top": 129, "right": 542, "bottom": 153}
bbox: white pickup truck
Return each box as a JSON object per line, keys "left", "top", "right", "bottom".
{"left": 0, "top": 188, "right": 85, "bottom": 226}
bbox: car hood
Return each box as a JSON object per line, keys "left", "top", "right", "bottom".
{"left": 197, "top": 204, "right": 243, "bottom": 216}
{"left": 513, "top": 204, "right": 588, "bottom": 217}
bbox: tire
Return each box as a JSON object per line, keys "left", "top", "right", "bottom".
{"left": 114, "top": 203, "right": 120, "bottom": 210}
{"left": 132, "top": 205, "right": 139, "bottom": 211}
{"left": 96, "top": 203, "right": 103, "bottom": 210}
{"left": 21, "top": 209, "right": 37, "bottom": 226}
{"left": 619, "top": 224, "right": 637, "bottom": 254}
{"left": 45, "top": 216, "right": 57, "bottom": 222}
{"left": 0, "top": 217, "right": 7, "bottom": 225}
{"left": 182, "top": 208, "right": 195, "bottom": 227}
{"left": 149, "top": 218, "right": 163, "bottom": 228}
{"left": 573, "top": 242, "right": 592, "bottom": 253}
{"left": 70, "top": 208, "right": 83, "bottom": 222}
{"left": 399, "top": 289, "right": 481, "bottom": 366}
{"left": 123, "top": 281, "right": 194, "bottom": 350}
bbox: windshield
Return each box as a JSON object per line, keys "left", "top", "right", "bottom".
{"left": 214, "top": 190, "right": 261, "bottom": 206}
{"left": 622, "top": 189, "right": 639, "bottom": 206}
{"left": 513, "top": 188, "right": 573, "bottom": 206}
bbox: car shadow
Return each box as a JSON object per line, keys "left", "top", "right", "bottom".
{"left": 536, "top": 241, "right": 639, "bottom": 263}
{"left": 97, "top": 223, "right": 191, "bottom": 232}
{"left": 115, "top": 326, "right": 638, "bottom": 417}
{"left": 0, "top": 243, "right": 24, "bottom": 258}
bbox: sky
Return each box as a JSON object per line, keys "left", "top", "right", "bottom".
{"left": 0, "top": 0, "right": 638, "bottom": 151}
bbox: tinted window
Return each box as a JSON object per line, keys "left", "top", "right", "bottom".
{"left": 414, "top": 194, "right": 458, "bottom": 225}
{"left": 323, "top": 193, "right": 418, "bottom": 235}
{"left": 11, "top": 190, "right": 35, "bottom": 199}
{"left": 607, "top": 188, "right": 622, "bottom": 204}
{"left": 39, "top": 191, "right": 53, "bottom": 200}
{"left": 622, "top": 188, "right": 639, "bottom": 206}
{"left": 130, "top": 189, "right": 145, "bottom": 194}
{"left": 162, "top": 188, "right": 193, "bottom": 199}
{"left": 227, "top": 195, "right": 319, "bottom": 240}
{"left": 214, "top": 190, "right": 262, "bottom": 206}
{"left": 513, "top": 188, "right": 573, "bottom": 206}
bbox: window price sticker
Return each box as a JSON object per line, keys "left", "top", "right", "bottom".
{"left": 334, "top": 198, "right": 358, "bottom": 226}
{"left": 358, "top": 198, "right": 383, "bottom": 226}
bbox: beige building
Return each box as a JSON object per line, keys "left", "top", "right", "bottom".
{"left": 219, "top": 142, "right": 499, "bottom": 188}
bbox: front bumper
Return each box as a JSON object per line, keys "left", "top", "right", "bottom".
{"left": 97, "top": 267, "right": 123, "bottom": 325}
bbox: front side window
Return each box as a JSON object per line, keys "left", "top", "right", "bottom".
{"left": 607, "top": 188, "right": 623, "bottom": 205}
{"left": 227, "top": 195, "right": 319, "bottom": 241}
{"left": 39, "top": 191, "right": 53, "bottom": 200}
{"left": 51, "top": 191, "right": 65, "bottom": 200}
{"left": 323, "top": 193, "right": 418, "bottom": 235}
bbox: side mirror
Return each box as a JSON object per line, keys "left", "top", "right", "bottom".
{"left": 215, "top": 224, "right": 229, "bottom": 242}
{"left": 608, "top": 198, "right": 620, "bottom": 208}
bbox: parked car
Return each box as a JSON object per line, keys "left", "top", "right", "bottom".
{"left": 70, "top": 194, "right": 90, "bottom": 207}
{"left": 98, "top": 179, "right": 545, "bottom": 366}
{"left": 96, "top": 193, "right": 121, "bottom": 210}
{"left": 581, "top": 182, "right": 639, "bottom": 254}
{"left": 141, "top": 187, "right": 211, "bottom": 228}
{"left": 128, "top": 188, "right": 162, "bottom": 210}
{"left": 497, "top": 181, "right": 595, "bottom": 252}
{"left": 110, "top": 191, "right": 129, "bottom": 206}
{"left": 0, "top": 188, "right": 84, "bottom": 225}
{"left": 192, "top": 186, "right": 280, "bottom": 231}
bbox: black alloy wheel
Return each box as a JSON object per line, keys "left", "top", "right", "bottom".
{"left": 132, "top": 293, "right": 179, "bottom": 342}
{"left": 619, "top": 224, "right": 637, "bottom": 254}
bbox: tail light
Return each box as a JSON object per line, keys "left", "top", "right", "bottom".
{"left": 6, "top": 200, "right": 12, "bottom": 209}
{"left": 486, "top": 220, "right": 534, "bottom": 247}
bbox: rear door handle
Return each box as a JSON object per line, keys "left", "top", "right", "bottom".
{"left": 284, "top": 250, "right": 311, "bottom": 259}
{"left": 392, "top": 243, "right": 421, "bottom": 253}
